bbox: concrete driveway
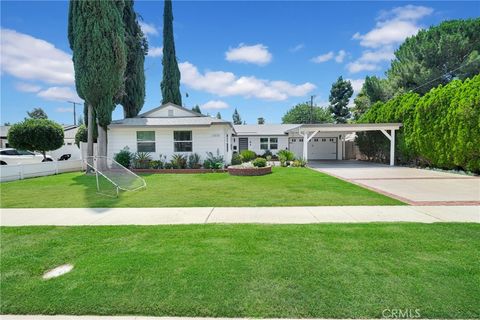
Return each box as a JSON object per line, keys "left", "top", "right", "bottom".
{"left": 309, "top": 161, "right": 480, "bottom": 205}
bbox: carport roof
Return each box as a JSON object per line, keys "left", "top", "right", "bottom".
{"left": 287, "top": 123, "right": 402, "bottom": 133}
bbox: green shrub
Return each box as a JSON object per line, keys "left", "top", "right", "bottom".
{"left": 8, "top": 119, "right": 64, "bottom": 159}
{"left": 231, "top": 152, "right": 242, "bottom": 165}
{"left": 187, "top": 153, "right": 201, "bottom": 169}
{"left": 204, "top": 152, "right": 224, "bottom": 169}
{"left": 357, "top": 75, "right": 480, "bottom": 172}
{"left": 291, "top": 159, "right": 307, "bottom": 167}
{"left": 278, "top": 149, "right": 295, "bottom": 161}
{"left": 149, "top": 160, "right": 163, "bottom": 169}
{"left": 252, "top": 157, "right": 267, "bottom": 167}
{"left": 132, "top": 152, "right": 152, "bottom": 169}
{"left": 114, "top": 147, "right": 132, "bottom": 168}
{"left": 170, "top": 154, "right": 187, "bottom": 169}
{"left": 240, "top": 150, "right": 256, "bottom": 162}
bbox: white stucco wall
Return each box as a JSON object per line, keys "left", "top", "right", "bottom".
{"left": 107, "top": 125, "right": 234, "bottom": 164}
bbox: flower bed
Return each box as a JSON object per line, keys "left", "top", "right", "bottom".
{"left": 132, "top": 168, "right": 227, "bottom": 174}
{"left": 227, "top": 165, "right": 272, "bottom": 176}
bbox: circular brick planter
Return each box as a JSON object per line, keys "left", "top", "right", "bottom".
{"left": 227, "top": 166, "right": 272, "bottom": 176}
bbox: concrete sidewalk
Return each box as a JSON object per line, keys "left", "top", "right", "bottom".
{"left": 1, "top": 206, "right": 478, "bottom": 226}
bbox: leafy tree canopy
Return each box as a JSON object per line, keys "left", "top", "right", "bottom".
{"left": 27, "top": 107, "right": 48, "bottom": 119}
{"left": 388, "top": 19, "right": 480, "bottom": 94}
{"left": 192, "top": 105, "right": 202, "bottom": 114}
{"left": 328, "top": 76, "right": 353, "bottom": 123}
{"left": 282, "top": 103, "right": 334, "bottom": 124}
{"left": 232, "top": 108, "right": 242, "bottom": 125}
{"left": 8, "top": 119, "right": 64, "bottom": 159}
{"left": 121, "top": 0, "right": 148, "bottom": 118}
{"left": 161, "top": 0, "right": 182, "bottom": 105}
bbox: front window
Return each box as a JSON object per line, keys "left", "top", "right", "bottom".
{"left": 137, "top": 131, "right": 155, "bottom": 152}
{"left": 174, "top": 131, "right": 192, "bottom": 152}
{"left": 260, "top": 138, "right": 269, "bottom": 150}
{"left": 260, "top": 137, "right": 278, "bottom": 150}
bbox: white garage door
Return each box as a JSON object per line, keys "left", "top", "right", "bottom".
{"left": 288, "top": 137, "right": 337, "bottom": 160}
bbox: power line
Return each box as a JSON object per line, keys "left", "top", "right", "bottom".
{"left": 408, "top": 54, "right": 480, "bottom": 93}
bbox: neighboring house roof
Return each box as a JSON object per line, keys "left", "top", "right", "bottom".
{"left": 137, "top": 102, "right": 204, "bottom": 118}
{"left": 234, "top": 124, "right": 301, "bottom": 136}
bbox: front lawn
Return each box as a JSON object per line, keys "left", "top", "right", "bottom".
{"left": 0, "top": 167, "right": 403, "bottom": 207}
{"left": 1, "top": 224, "right": 479, "bottom": 318}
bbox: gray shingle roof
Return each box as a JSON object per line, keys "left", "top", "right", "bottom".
{"left": 110, "top": 117, "right": 231, "bottom": 127}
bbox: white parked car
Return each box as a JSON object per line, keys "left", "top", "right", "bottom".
{"left": 0, "top": 148, "right": 53, "bottom": 165}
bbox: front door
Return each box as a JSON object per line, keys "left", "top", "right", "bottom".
{"left": 239, "top": 138, "right": 249, "bottom": 152}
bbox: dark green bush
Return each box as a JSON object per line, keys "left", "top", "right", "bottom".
{"left": 187, "top": 153, "right": 201, "bottom": 169}
{"left": 277, "top": 149, "right": 296, "bottom": 161}
{"left": 170, "top": 154, "right": 187, "bottom": 169}
{"left": 357, "top": 75, "right": 480, "bottom": 172}
{"left": 231, "top": 152, "right": 242, "bottom": 165}
{"left": 114, "top": 147, "right": 132, "bottom": 168}
{"left": 8, "top": 119, "right": 64, "bottom": 159}
{"left": 204, "top": 152, "right": 225, "bottom": 169}
{"left": 240, "top": 150, "right": 256, "bottom": 162}
{"left": 252, "top": 157, "right": 267, "bottom": 167}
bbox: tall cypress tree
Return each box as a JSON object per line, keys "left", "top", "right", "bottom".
{"left": 161, "top": 0, "right": 182, "bottom": 106}
{"left": 68, "top": 0, "right": 127, "bottom": 157}
{"left": 328, "top": 76, "right": 353, "bottom": 123}
{"left": 121, "top": 0, "right": 148, "bottom": 118}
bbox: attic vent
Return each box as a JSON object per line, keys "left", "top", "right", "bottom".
{"left": 168, "top": 109, "right": 174, "bottom": 117}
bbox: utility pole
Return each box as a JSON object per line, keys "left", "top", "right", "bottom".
{"left": 67, "top": 101, "right": 80, "bottom": 125}
{"left": 310, "top": 95, "right": 316, "bottom": 123}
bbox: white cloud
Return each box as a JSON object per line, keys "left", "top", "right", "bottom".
{"left": 335, "top": 50, "right": 347, "bottom": 63}
{"left": 201, "top": 100, "right": 229, "bottom": 110}
{"left": 349, "top": 5, "right": 433, "bottom": 73}
{"left": 15, "top": 82, "right": 42, "bottom": 93}
{"left": 148, "top": 46, "right": 163, "bottom": 57}
{"left": 225, "top": 43, "right": 272, "bottom": 65}
{"left": 290, "top": 43, "right": 305, "bottom": 52}
{"left": 0, "top": 28, "right": 74, "bottom": 85}
{"left": 347, "top": 62, "right": 379, "bottom": 73}
{"left": 179, "top": 61, "right": 315, "bottom": 101}
{"left": 139, "top": 21, "right": 159, "bottom": 36}
{"left": 56, "top": 107, "right": 74, "bottom": 113}
{"left": 311, "top": 51, "right": 334, "bottom": 63}
{"left": 37, "top": 87, "right": 81, "bottom": 103}
{"left": 346, "top": 78, "right": 365, "bottom": 94}
{"left": 312, "top": 50, "right": 347, "bottom": 64}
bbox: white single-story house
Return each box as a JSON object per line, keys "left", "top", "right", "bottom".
{"left": 107, "top": 103, "right": 402, "bottom": 165}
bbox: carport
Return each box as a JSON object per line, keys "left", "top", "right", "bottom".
{"left": 294, "top": 123, "right": 402, "bottom": 165}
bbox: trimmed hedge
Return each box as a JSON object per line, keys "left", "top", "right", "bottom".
{"left": 357, "top": 75, "right": 479, "bottom": 173}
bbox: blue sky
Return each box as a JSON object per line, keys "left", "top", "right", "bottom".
{"left": 1, "top": 1, "right": 478, "bottom": 126}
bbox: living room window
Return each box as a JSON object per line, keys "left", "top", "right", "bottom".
{"left": 260, "top": 137, "right": 278, "bottom": 150}
{"left": 174, "top": 131, "right": 192, "bottom": 152}
{"left": 137, "top": 131, "right": 155, "bottom": 152}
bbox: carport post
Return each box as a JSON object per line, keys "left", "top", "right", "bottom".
{"left": 390, "top": 129, "right": 395, "bottom": 166}
{"left": 302, "top": 132, "right": 308, "bottom": 161}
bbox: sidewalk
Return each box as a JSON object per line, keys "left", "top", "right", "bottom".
{"left": 1, "top": 206, "right": 478, "bottom": 226}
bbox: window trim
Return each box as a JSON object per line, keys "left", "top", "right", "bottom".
{"left": 260, "top": 137, "right": 279, "bottom": 150}
{"left": 136, "top": 131, "right": 156, "bottom": 153}
{"left": 173, "top": 130, "right": 193, "bottom": 152}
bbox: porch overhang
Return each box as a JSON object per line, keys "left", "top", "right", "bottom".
{"left": 289, "top": 123, "right": 402, "bottom": 166}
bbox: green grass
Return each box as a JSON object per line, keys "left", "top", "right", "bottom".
{"left": 1, "top": 224, "right": 479, "bottom": 318}
{"left": 0, "top": 167, "right": 403, "bottom": 207}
